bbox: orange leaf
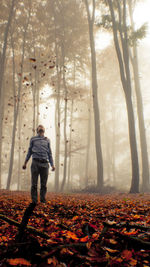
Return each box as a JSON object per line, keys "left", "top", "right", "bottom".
{"left": 104, "top": 247, "right": 118, "bottom": 253}
{"left": 72, "top": 216, "right": 79, "bottom": 221}
{"left": 80, "top": 235, "right": 89, "bottom": 242}
{"left": 122, "top": 250, "right": 132, "bottom": 260}
{"left": 86, "top": 241, "right": 92, "bottom": 249}
{"left": 65, "top": 231, "right": 78, "bottom": 240}
{"left": 116, "top": 257, "right": 123, "bottom": 263}
{"left": 129, "top": 258, "right": 137, "bottom": 266}
{"left": 60, "top": 248, "right": 74, "bottom": 255}
{"left": 109, "top": 238, "right": 117, "bottom": 244}
{"left": 133, "top": 214, "right": 142, "bottom": 219}
{"left": 47, "top": 256, "right": 58, "bottom": 266}
{"left": 123, "top": 229, "right": 138, "bottom": 236}
{"left": 7, "top": 258, "right": 31, "bottom": 266}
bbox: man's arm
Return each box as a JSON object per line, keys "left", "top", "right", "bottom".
{"left": 22, "top": 138, "right": 33, "bottom": 169}
{"left": 48, "top": 140, "right": 55, "bottom": 171}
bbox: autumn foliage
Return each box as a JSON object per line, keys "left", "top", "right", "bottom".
{"left": 0, "top": 190, "right": 150, "bottom": 266}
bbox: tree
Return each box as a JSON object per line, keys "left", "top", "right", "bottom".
{"left": 6, "top": 2, "right": 31, "bottom": 190}
{"left": 107, "top": 0, "right": 139, "bottom": 193}
{"left": 84, "top": 0, "right": 104, "bottom": 190}
{"left": 0, "top": 0, "right": 16, "bottom": 188}
{"left": 128, "top": 0, "right": 150, "bottom": 192}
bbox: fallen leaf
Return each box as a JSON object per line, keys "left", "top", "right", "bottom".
{"left": 122, "top": 250, "right": 132, "bottom": 260}
{"left": 7, "top": 258, "right": 31, "bottom": 266}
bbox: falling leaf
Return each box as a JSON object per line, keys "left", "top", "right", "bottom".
{"left": 49, "top": 65, "right": 55, "bottom": 69}
{"left": 29, "top": 58, "right": 36, "bottom": 62}
{"left": 24, "top": 76, "right": 28, "bottom": 81}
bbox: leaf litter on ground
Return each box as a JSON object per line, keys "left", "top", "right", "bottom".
{"left": 0, "top": 190, "right": 150, "bottom": 266}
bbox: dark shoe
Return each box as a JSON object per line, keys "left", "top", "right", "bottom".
{"left": 32, "top": 201, "right": 37, "bottom": 205}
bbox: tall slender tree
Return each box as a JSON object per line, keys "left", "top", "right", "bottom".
{"left": 84, "top": 0, "right": 104, "bottom": 190}
{"left": 7, "top": 3, "right": 31, "bottom": 190}
{"left": 107, "top": 0, "right": 139, "bottom": 193}
{"left": 0, "top": 0, "right": 16, "bottom": 188}
{"left": 53, "top": 1, "right": 61, "bottom": 192}
{"left": 60, "top": 41, "right": 68, "bottom": 192}
{"left": 128, "top": 0, "right": 150, "bottom": 192}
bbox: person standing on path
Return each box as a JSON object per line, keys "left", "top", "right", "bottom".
{"left": 22, "top": 125, "right": 55, "bottom": 204}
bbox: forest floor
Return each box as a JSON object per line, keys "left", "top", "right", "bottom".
{"left": 0, "top": 190, "right": 150, "bottom": 266}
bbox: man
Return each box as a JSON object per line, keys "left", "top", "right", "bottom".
{"left": 22, "top": 125, "right": 55, "bottom": 204}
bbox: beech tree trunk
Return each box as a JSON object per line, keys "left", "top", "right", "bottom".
{"left": 128, "top": 0, "right": 150, "bottom": 192}
{"left": 53, "top": 6, "right": 61, "bottom": 192}
{"left": 108, "top": 0, "right": 139, "bottom": 193}
{"left": 0, "top": 0, "right": 15, "bottom": 188}
{"left": 17, "top": 102, "right": 21, "bottom": 190}
{"left": 67, "top": 99, "right": 74, "bottom": 190}
{"left": 7, "top": 9, "right": 30, "bottom": 190}
{"left": 85, "top": 0, "right": 103, "bottom": 190}
{"left": 36, "top": 70, "right": 40, "bottom": 127}
{"left": 60, "top": 42, "right": 68, "bottom": 192}
{"left": 32, "top": 48, "right": 36, "bottom": 136}
{"left": 85, "top": 101, "right": 92, "bottom": 187}
{"left": 0, "top": 0, "right": 15, "bottom": 100}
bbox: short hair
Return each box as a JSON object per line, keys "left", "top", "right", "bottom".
{"left": 36, "top": 125, "right": 45, "bottom": 133}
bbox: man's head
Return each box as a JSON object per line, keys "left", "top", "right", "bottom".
{"left": 36, "top": 125, "right": 45, "bottom": 136}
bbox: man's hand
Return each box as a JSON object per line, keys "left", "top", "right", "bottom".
{"left": 51, "top": 166, "right": 55, "bottom": 171}
{"left": 22, "top": 163, "right": 27, "bottom": 170}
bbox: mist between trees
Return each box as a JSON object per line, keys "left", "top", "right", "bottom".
{"left": 0, "top": 0, "right": 150, "bottom": 193}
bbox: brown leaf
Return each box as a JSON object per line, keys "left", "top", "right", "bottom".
{"left": 29, "top": 58, "right": 36, "bottom": 62}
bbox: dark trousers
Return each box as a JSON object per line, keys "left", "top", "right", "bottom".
{"left": 31, "top": 160, "right": 49, "bottom": 203}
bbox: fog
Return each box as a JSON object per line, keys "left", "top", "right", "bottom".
{"left": 0, "top": 0, "right": 150, "bottom": 194}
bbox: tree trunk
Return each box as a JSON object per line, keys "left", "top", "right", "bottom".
{"left": 0, "top": 80, "right": 5, "bottom": 188}
{"left": 0, "top": 0, "right": 15, "bottom": 100}
{"left": 85, "top": 0, "right": 103, "bottom": 190}
{"left": 6, "top": 10, "right": 30, "bottom": 190}
{"left": 68, "top": 58, "right": 76, "bottom": 190}
{"left": 17, "top": 101, "right": 21, "bottom": 190}
{"left": 67, "top": 100, "right": 74, "bottom": 190}
{"left": 0, "top": 0, "right": 15, "bottom": 188}
{"left": 85, "top": 103, "right": 92, "bottom": 187}
{"left": 54, "top": 66, "right": 61, "bottom": 192}
{"left": 128, "top": 0, "right": 150, "bottom": 192}
{"left": 60, "top": 46, "right": 68, "bottom": 192}
{"left": 125, "top": 91, "right": 139, "bottom": 193}
{"left": 32, "top": 48, "right": 36, "bottom": 136}
{"left": 108, "top": 0, "right": 139, "bottom": 193}
{"left": 111, "top": 106, "right": 116, "bottom": 184}
{"left": 53, "top": 7, "right": 61, "bottom": 192}
{"left": 36, "top": 70, "right": 40, "bottom": 127}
